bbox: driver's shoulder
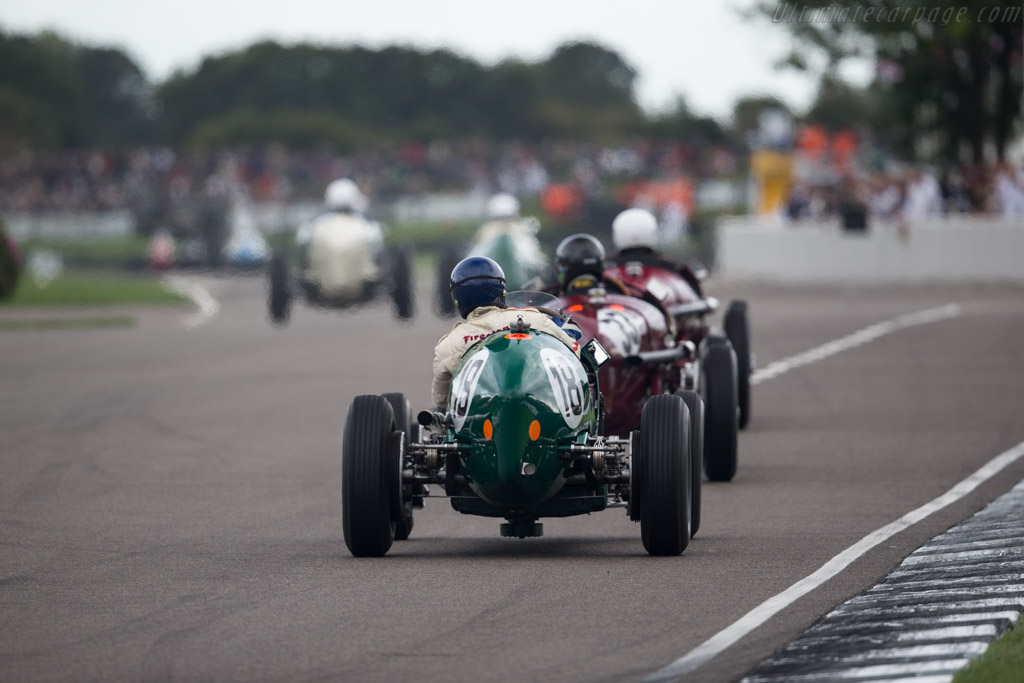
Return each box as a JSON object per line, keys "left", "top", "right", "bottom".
{"left": 466, "top": 305, "right": 509, "bottom": 321}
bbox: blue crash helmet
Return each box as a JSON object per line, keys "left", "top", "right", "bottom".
{"left": 450, "top": 256, "right": 507, "bottom": 318}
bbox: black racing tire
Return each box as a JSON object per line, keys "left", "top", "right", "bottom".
{"left": 394, "top": 515, "right": 414, "bottom": 541}
{"left": 435, "top": 246, "right": 461, "bottom": 318}
{"left": 268, "top": 251, "right": 291, "bottom": 325}
{"left": 381, "top": 393, "right": 414, "bottom": 540}
{"left": 342, "top": 395, "right": 397, "bottom": 557}
{"left": 675, "top": 389, "right": 704, "bottom": 538}
{"left": 627, "top": 430, "right": 642, "bottom": 522}
{"left": 636, "top": 394, "right": 692, "bottom": 556}
{"left": 382, "top": 393, "right": 410, "bottom": 445}
{"left": 725, "top": 300, "right": 751, "bottom": 430}
{"left": 703, "top": 336, "right": 739, "bottom": 482}
{"left": 389, "top": 246, "right": 414, "bottom": 320}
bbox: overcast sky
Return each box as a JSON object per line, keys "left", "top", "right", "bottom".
{"left": 0, "top": 0, "right": 865, "bottom": 119}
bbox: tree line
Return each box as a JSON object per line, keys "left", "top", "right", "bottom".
{"left": 0, "top": 31, "right": 682, "bottom": 152}
{"left": 1, "top": 16, "right": 1020, "bottom": 164}
{"left": 761, "top": 0, "right": 1022, "bottom": 163}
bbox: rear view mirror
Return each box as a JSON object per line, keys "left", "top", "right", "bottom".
{"left": 583, "top": 338, "right": 610, "bottom": 368}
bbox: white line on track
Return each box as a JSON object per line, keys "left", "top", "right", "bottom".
{"left": 162, "top": 275, "right": 220, "bottom": 329}
{"left": 749, "top": 303, "right": 961, "bottom": 386}
{"left": 644, "top": 302, "right": 1024, "bottom": 682}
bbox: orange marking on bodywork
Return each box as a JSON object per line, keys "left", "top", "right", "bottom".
{"left": 529, "top": 420, "right": 541, "bottom": 440}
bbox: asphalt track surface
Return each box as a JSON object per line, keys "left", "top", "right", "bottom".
{"left": 3, "top": 274, "right": 1024, "bottom": 683}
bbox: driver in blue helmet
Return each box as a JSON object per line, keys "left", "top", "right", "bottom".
{"left": 432, "top": 256, "right": 581, "bottom": 408}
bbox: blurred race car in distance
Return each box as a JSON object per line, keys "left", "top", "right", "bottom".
{"left": 267, "top": 212, "right": 413, "bottom": 324}
{"left": 221, "top": 200, "right": 270, "bottom": 269}
{"left": 147, "top": 195, "right": 271, "bottom": 272}
{"left": 0, "top": 223, "right": 22, "bottom": 300}
{"left": 434, "top": 193, "right": 549, "bottom": 316}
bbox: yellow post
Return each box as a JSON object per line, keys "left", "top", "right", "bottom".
{"left": 750, "top": 150, "right": 795, "bottom": 215}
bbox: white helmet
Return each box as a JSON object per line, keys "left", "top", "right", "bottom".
{"left": 325, "top": 178, "right": 367, "bottom": 213}
{"left": 612, "top": 208, "right": 659, "bottom": 250}
{"left": 486, "top": 193, "right": 520, "bottom": 220}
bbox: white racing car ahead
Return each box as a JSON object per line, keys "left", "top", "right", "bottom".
{"left": 267, "top": 180, "right": 414, "bottom": 324}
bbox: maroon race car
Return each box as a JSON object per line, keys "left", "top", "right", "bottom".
{"left": 545, "top": 235, "right": 752, "bottom": 490}
{"left": 555, "top": 276, "right": 743, "bottom": 488}
{"left": 555, "top": 283, "right": 709, "bottom": 535}
{"left": 606, "top": 249, "right": 752, "bottom": 432}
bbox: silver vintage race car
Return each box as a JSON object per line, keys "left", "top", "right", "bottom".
{"left": 268, "top": 183, "right": 414, "bottom": 324}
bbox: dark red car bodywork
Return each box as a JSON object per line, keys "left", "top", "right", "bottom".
{"left": 554, "top": 259, "right": 716, "bottom": 437}
{"left": 555, "top": 289, "right": 679, "bottom": 436}
{"left": 605, "top": 258, "right": 711, "bottom": 347}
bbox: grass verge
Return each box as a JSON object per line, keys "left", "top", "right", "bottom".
{"left": 3, "top": 273, "right": 187, "bottom": 307}
{"left": 953, "top": 616, "right": 1024, "bottom": 683}
{"left": 20, "top": 235, "right": 151, "bottom": 264}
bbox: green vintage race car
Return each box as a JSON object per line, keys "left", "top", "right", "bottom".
{"left": 342, "top": 292, "right": 700, "bottom": 557}
{"left": 434, "top": 218, "right": 549, "bottom": 317}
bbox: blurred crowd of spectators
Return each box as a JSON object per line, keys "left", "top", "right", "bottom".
{"left": 5, "top": 143, "right": 1020, "bottom": 229}
{"left": 0, "top": 141, "right": 726, "bottom": 218}
{"left": 785, "top": 161, "right": 1024, "bottom": 224}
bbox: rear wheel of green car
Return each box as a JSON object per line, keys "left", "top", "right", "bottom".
{"left": 343, "top": 395, "right": 397, "bottom": 557}
{"left": 382, "top": 392, "right": 414, "bottom": 541}
{"left": 636, "top": 394, "right": 692, "bottom": 556}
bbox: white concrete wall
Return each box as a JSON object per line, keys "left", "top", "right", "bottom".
{"left": 717, "top": 216, "right": 1024, "bottom": 283}
{"left": 5, "top": 210, "right": 134, "bottom": 240}
{"left": 3, "top": 201, "right": 322, "bottom": 241}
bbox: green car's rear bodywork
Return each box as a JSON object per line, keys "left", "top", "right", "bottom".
{"left": 445, "top": 329, "right": 607, "bottom": 528}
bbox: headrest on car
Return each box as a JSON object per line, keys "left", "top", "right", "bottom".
{"left": 565, "top": 275, "right": 601, "bottom": 296}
